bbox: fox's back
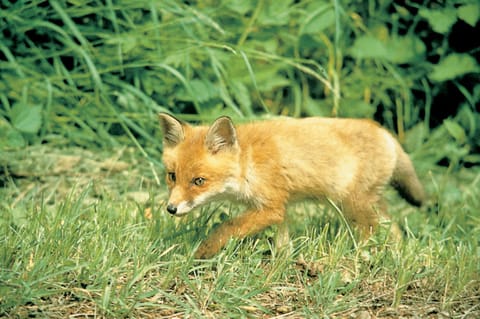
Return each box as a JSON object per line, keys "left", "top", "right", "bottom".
{"left": 234, "top": 117, "right": 399, "bottom": 202}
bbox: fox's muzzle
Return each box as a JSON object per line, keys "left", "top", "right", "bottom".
{"left": 166, "top": 204, "right": 177, "bottom": 215}
{"left": 165, "top": 191, "right": 208, "bottom": 216}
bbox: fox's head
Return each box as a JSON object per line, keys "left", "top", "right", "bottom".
{"left": 158, "top": 113, "right": 242, "bottom": 216}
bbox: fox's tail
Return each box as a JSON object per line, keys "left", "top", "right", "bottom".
{"left": 391, "top": 144, "right": 426, "bottom": 207}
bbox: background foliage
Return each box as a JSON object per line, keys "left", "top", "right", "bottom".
{"left": 1, "top": 0, "right": 479, "bottom": 166}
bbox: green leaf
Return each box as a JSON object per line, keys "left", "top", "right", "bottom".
{"left": 6, "top": 129, "right": 26, "bottom": 148}
{"left": 349, "top": 35, "right": 425, "bottom": 64}
{"left": 404, "top": 123, "right": 427, "bottom": 152}
{"left": 429, "top": 54, "right": 480, "bottom": 82}
{"left": 443, "top": 119, "right": 467, "bottom": 144}
{"left": 419, "top": 7, "right": 457, "bottom": 34}
{"left": 302, "top": 97, "right": 332, "bottom": 117}
{"left": 300, "top": 5, "right": 335, "bottom": 34}
{"left": 338, "top": 99, "right": 376, "bottom": 119}
{"left": 10, "top": 103, "right": 42, "bottom": 134}
{"left": 349, "top": 35, "right": 388, "bottom": 60}
{"left": 179, "top": 80, "right": 219, "bottom": 103}
{"left": 226, "top": 0, "right": 256, "bottom": 15}
{"left": 230, "top": 81, "right": 252, "bottom": 115}
{"left": 387, "top": 36, "right": 426, "bottom": 64}
{"left": 457, "top": 3, "right": 480, "bottom": 27}
{"left": 258, "top": 0, "right": 293, "bottom": 26}
{"left": 0, "top": 117, "right": 25, "bottom": 148}
{"left": 464, "top": 154, "right": 480, "bottom": 164}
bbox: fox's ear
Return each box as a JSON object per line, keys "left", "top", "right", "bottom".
{"left": 158, "top": 113, "right": 185, "bottom": 147}
{"left": 205, "top": 116, "right": 238, "bottom": 153}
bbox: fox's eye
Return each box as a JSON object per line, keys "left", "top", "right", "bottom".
{"left": 167, "top": 172, "right": 176, "bottom": 182}
{"left": 193, "top": 177, "right": 205, "bottom": 186}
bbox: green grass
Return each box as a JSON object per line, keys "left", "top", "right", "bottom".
{"left": 1, "top": 146, "right": 479, "bottom": 318}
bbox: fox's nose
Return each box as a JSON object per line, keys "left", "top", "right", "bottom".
{"left": 166, "top": 204, "right": 177, "bottom": 215}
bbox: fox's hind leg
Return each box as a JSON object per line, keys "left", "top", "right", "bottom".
{"left": 341, "top": 192, "right": 401, "bottom": 241}
{"left": 376, "top": 200, "right": 402, "bottom": 241}
{"left": 274, "top": 221, "right": 292, "bottom": 255}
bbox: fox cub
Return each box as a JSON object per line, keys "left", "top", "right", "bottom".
{"left": 159, "top": 113, "right": 425, "bottom": 258}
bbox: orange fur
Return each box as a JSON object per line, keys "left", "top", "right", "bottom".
{"left": 159, "top": 113, "right": 425, "bottom": 258}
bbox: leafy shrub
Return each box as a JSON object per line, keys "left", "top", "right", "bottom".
{"left": 0, "top": 0, "right": 478, "bottom": 164}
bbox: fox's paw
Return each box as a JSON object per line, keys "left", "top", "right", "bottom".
{"left": 195, "top": 224, "right": 236, "bottom": 258}
{"left": 195, "top": 233, "right": 232, "bottom": 259}
{"left": 194, "top": 240, "right": 220, "bottom": 259}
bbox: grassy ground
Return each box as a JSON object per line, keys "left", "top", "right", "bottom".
{"left": 1, "top": 144, "right": 479, "bottom": 318}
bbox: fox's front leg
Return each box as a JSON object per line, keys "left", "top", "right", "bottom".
{"left": 195, "top": 207, "right": 285, "bottom": 259}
